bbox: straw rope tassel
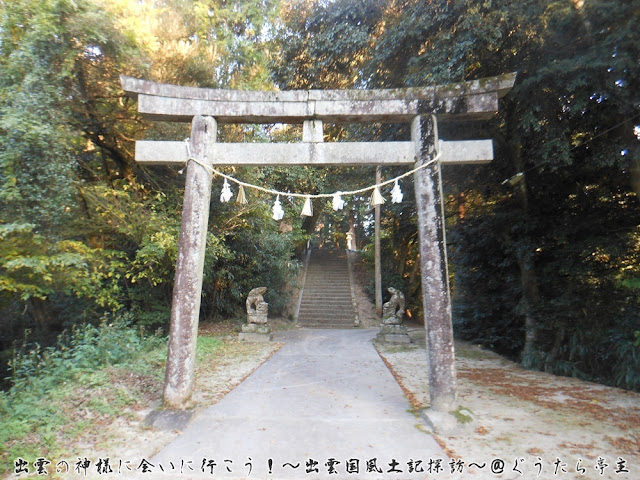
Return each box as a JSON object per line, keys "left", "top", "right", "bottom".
{"left": 370, "top": 187, "right": 385, "bottom": 207}
{"left": 301, "top": 196, "right": 313, "bottom": 217}
{"left": 236, "top": 185, "right": 247, "bottom": 204}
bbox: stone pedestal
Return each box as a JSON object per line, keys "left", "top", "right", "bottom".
{"left": 377, "top": 323, "right": 411, "bottom": 344}
{"left": 239, "top": 322, "right": 273, "bottom": 342}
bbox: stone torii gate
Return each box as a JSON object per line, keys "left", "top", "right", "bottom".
{"left": 120, "top": 73, "right": 516, "bottom": 413}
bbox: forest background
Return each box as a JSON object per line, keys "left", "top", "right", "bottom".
{"left": 0, "top": 0, "right": 639, "bottom": 396}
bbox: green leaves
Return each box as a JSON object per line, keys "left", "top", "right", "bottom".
{"left": 0, "top": 0, "right": 637, "bottom": 397}
{"left": 274, "top": 0, "right": 383, "bottom": 89}
{"left": 0, "top": 222, "right": 125, "bottom": 308}
{"left": 272, "top": 0, "right": 640, "bottom": 391}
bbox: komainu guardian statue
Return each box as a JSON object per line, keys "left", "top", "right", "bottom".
{"left": 382, "top": 287, "right": 405, "bottom": 325}
{"left": 378, "top": 287, "right": 411, "bottom": 344}
{"left": 246, "top": 287, "right": 268, "bottom": 324}
{"left": 240, "top": 287, "right": 272, "bottom": 342}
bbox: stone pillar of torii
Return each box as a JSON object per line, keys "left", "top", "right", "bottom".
{"left": 120, "top": 73, "right": 516, "bottom": 414}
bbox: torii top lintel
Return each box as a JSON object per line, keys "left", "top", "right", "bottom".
{"left": 120, "top": 73, "right": 516, "bottom": 124}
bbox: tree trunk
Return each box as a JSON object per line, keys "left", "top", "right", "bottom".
{"left": 509, "top": 123, "right": 542, "bottom": 367}
{"left": 396, "top": 238, "right": 409, "bottom": 278}
{"left": 348, "top": 210, "right": 358, "bottom": 250}
{"left": 28, "top": 298, "right": 50, "bottom": 337}
{"left": 301, "top": 198, "right": 324, "bottom": 236}
{"left": 545, "top": 323, "right": 565, "bottom": 373}
{"left": 408, "top": 251, "right": 421, "bottom": 296}
{"left": 517, "top": 253, "right": 541, "bottom": 366}
{"left": 457, "top": 191, "right": 467, "bottom": 221}
{"left": 631, "top": 156, "right": 640, "bottom": 199}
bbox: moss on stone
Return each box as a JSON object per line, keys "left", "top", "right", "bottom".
{"left": 450, "top": 406, "right": 474, "bottom": 424}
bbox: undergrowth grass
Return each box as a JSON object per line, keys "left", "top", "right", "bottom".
{"left": 0, "top": 313, "right": 167, "bottom": 475}
{"left": 197, "top": 336, "right": 222, "bottom": 363}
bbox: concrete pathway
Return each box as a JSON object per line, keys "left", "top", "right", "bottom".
{"left": 151, "top": 329, "right": 444, "bottom": 479}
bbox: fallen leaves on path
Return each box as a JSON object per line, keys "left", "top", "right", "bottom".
{"left": 377, "top": 339, "right": 640, "bottom": 478}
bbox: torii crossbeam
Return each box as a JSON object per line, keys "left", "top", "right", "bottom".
{"left": 121, "top": 73, "right": 516, "bottom": 414}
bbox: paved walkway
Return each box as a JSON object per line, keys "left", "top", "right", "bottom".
{"left": 152, "top": 328, "right": 443, "bottom": 479}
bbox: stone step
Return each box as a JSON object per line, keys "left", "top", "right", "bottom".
{"left": 307, "top": 266, "right": 348, "bottom": 271}
{"left": 299, "top": 299, "right": 353, "bottom": 306}
{"left": 305, "top": 276, "right": 348, "bottom": 280}
{"left": 305, "top": 276, "right": 349, "bottom": 281}
{"left": 306, "top": 277, "right": 348, "bottom": 280}
{"left": 307, "top": 265, "right": 347, "bottom": 269}
{"left": 298, "top": 302, "right": 353, "bottom": 310}
{"left": 298, "top": 302, "right": 353, "bottom": 307}
{"left": 297, "top": 249, "right": 357, "bottom": 328}
{"left": 300, "top": 294, "right": 353, "bottom": 301}
{"left": 303, "top": 284, "right": 350, "bottom": 288}
{"left": 304, "top": 275, "right": 349, "bottom": 280}
{"left": 301, "top": 290, "right": 352, "bottom": 296}
{"left": 298, "top": 317, "right": 355, "bottom": 324}
{"left": 298, "top": 316, "right": 355, "bottom": 324}
{"left": 302, "top": 281, "right": 351, "bottom": 286}
{"left": 298, "top": 305, "right": 355, "bottom": 314}
{"left": 297, "top": 314, "right": 355, "bottom": 322}
{"left": 298, "top": 324, "right": 356, "bottom": 329}
{"left": 299, "top": 301, "right": 353, "bottom": 308}
{"left": 307, "top": 273, "right": 348, "bottom": 276}
{"left": 302, "top": 288, "right": 350, "bottom": 295}
{"left": 302, "top": 286, "right": 350, "bottom": 291}
{"left": 300, "top": 298, "right": 353, "bottom": 312}
{"left": 300, "top": 302, "right": 353, "bottom": 314}
{"left": 308, "top": 262, "right": 347, "bottom": 265}
{"left": 306, "top": 272, "right": 348, "bottom": 275}
{"left": 300, "top": 301, "right": 353, "bottom": 315}
{"left": 299, "top": 306, "right": 353, "bottom": 314}
{"left": 308, "top": 263, "right": 347, "bottom": 267}
{"left": 307, "top": 265, "right": 348, "bottom": 268}
{"left": 303, "top": 280, "right": 350, "bottom": 285}
{"left": 298, "top": 312, "right": 353, "bottom": 318}
{"left": 301, "top": 291, "right": 350, "bottom": 296}
{"left": 301, "top": 290, "right": 352, "bottom": 297}
{"left": 303, "top": 277, "right": 350, "bottom": 283}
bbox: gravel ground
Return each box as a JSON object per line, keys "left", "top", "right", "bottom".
{"left": 375, "top": 327, "right": 640, "bottom": 480}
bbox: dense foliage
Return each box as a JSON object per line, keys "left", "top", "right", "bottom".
{"left": 274, "top": 0, "right": 640, "bottom": 390}
{"left": 0, "top": 0, "right": 299, "bottom": 386}
{"left": 1, "top": 0, "right": 638, "bottom": 392}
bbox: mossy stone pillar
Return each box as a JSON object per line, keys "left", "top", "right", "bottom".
{"left": 163, "top": 115, "right": 216, "bottom": 409}
{"left": 412, "top": 114, "right": 457, "bottom": 412}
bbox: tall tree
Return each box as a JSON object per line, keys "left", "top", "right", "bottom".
{"left": 366, "top": 0, "right": 640, "bottom": 388}
{"left": 0, "top": 0, "right": 299, "bottom": 346}
{"left": 275, "top": 0, "right": 640, "bottom": 389}
{"left": 0, "top": 0, "right": 147, "bottom": 358}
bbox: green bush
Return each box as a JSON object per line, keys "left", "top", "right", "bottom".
{"left": 0, "top": 311, "right": 167, "bottom": 465}
{"left": 203, "top": 221, "right": 300, "bottom": 318}
{"left": 6, "top": 312, "right": 163, "bottom": 398}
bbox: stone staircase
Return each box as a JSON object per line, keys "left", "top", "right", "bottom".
{"left": 297, "top": 249, "right": 358, "bottom": 328}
